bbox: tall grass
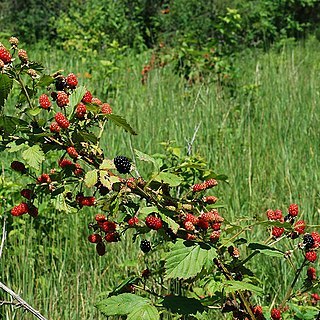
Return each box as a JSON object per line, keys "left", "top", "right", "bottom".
{"left": 1, "top": 38, "right": 320, "bottom": 319}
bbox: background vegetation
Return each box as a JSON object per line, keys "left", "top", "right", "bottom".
{"left": 1, "top": 0, "right": 320, "bottom": 319}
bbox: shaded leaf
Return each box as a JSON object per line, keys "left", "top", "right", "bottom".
{"left": 165, "top": 240, "right": 217, "bottom": 280}
{"left": 161, "top": 295, "right": 205, "bottom": 315}
{"left": 248, "top": 243, "right": 284, "bottom": 257}
{"left": 105, "top": 113, "right": 137, "bottom": 135}
{"left": 22, "top": 145, "right": 45, "bottom": 170}
{"left": 37, "top": 75, "right": 54, "bottom": 87}
{"left": 224, "top": 280, "right": 263, "bottom": 296}
{"left": 0, "top": 116, "right": 28, "bottom": 133}
{"left": 0, "top": 74, "right": 13, "bottom": 107}
{"left": 27, "top": 107, "right": 42, "bottom": 116}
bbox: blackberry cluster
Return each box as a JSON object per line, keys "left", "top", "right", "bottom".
{"left": 114, "top": 156, "right": 131, "bottom": 174}
{"left": 303, "top": 234, "right": 315, "bottom": 249}
{"left": 140, "top": 240, "right": 151, "bottom": 253}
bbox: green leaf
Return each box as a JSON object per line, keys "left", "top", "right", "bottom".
{"left": 54, "top": 193, "right": 74, "bottom": 212}
{"left": 165, "top": 240, "right": 217, "bottom": 280}
{"left": 0, "top": 74, "right": 13, "bottom": 108}
{"left": 84, "top": 170, "right": 98, "bottom": 188}
{"left": 105, "top": 113, "right": 137, "bottom": 135}
{"left": 69, "top": 85, "right": 86, "bottom": 108}
{"left": 27, "top": 107, "right": 42, "bottom": 116}
{"left": 161, "top": 295, "right": 204, "bottom": 315}
{"left": 158, "top": 211, "right": 180, "bottom": 233}
{"left": 22, "top": 145, "right": 45, "bottom": 170}
{"left": 224, "top": 280, "right": 263, "bottom": 296}
{"left": 135, "top": 149, "right": 158, "bottom": 165}
{"left": 127, "top": 304, "right": 160, "bottom": 320}
{"left": 37, "top": 75, "right": 54, "bottom": 87}
{"left": 248, "top": 243, "right": 284, "bottom": 257}
{"left": 288, "top": 303, "right": 319, "bottom": 320}
{"left": 100, "top": 159, "right": 115, "bottom": 170}
{"left": 139, "top": 206, "right": 159, "bottom": 220}
{"left": 96, "top": 293, "right": 149, "bottom": 316}
{"left": 154, "top": 172, "right": 182, "bottom": 187}
{"left": 6, "top": 141, "right": 27, "bottom": 153}
{"left": 0, "top": 116, "right": 29, "bottom": 133}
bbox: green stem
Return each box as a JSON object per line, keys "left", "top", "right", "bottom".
{"left": 280, "top": 259, "right": 307, "bottom": 308}
{"left": 16, "top": 74, "right": 33, "bottom": 109}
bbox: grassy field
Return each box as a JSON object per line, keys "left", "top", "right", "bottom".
{"left": 1, "top": 38, "right": 320, "bottom": 319}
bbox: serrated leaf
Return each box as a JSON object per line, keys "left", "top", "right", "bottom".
{"left": 288, "top": 303, "right": 319, "bottom": 320}
{"left": 0, "top": 74, "right": 13, "bottom": 107}
{"left": 22, "top": 145, "right": 45, "bottom": 170}
{"left": 127, "top": 304, "right": 160, "bottom": 320}
{"left": 165, "top": 240, "right": 217, "bottom": 280}
{"left": 224, "top": 280, "right": 263, "bottom": 296}
{"left": 69, "top": 85, "right": 86, "bottom": 108}
{"left": 55, "top": 193, "right": 74, "bottom": 212}
{"left": 161, "top": 296, "right": 204, "bottom": 315}
{"left": 139, "top": 206, "right": 159, "bottom": 220}
{"left": 105, "top": 113, "right": 137, "bottom": 135}
{"left": 6, "top": 141, "right": 27, "bottom": 153}
{"left": 158, "top": 211, "right": 180, "bottom": 233}
{"left": 100, "top": 159, "right": 115, "bottom": 170}
{"left": 154, "top": 172, "right": 182, "bottom": 187}
{"left": 96, "top": 293, "right": 149, "bottom": 316}
{"left": 100, "top": 173, "right": 120, "bottom": 189}
{"left": 37, "top": 74, "right": 54, "bottom": 87}
{"left": 0, "top": 116, "right": 28, "bottom": 133}
{"left": 258, "top": 220, "right": 292, "bottom": 228}
{"left": 134, "top": 149, "right": 158, "bottom": 166}
{"left": 85, "top": 170, "right": 98, "bottom": 188}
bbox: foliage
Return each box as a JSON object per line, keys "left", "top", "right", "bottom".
{"left": 1, "top": 38, "right": 319, "bottom": 320}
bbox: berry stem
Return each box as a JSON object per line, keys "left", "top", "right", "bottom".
{"left": 16, "top": 74, "right": 33, "bottom": 110}
{"left": 280, "top": 258, "right": 307, "bottom": 308}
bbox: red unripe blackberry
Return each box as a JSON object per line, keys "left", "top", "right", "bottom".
{"left": 82, "top": 90, "right": 93, "bottom": 103}
{"left": 140, "top": 239, "right": 151, "bottom": 253}
{"left": 128, "top": 216, "right": 139, "bottom": 226}
{"left": 73, "top": 163, "right": 84, "bottom": 176}
{"left": 192, "top": 183, "right": 206, "bottom": 192}
{"left": 20, "top": 188, "right": 33, "bottom": 200}
{"left": 79, "top": 196, "right": 96, "bottom": 206}
{"left": 18, "top": 49, "right": 28, "bottom": 63}
{"left": 311, "top": 231, "right": 320, "bottom": 248}
{"left": 28, "top": 205, "right": 38, "bottom": 217}
{"left": 288, "top": 203, "right": 298, "bottom": 217}
{"left": 185, "top": 213, "right": 199, "bottom": 225}
{"left": 50, "top": 122, "right": 61, "bottom": 133}
{"left": 305, "top": 251, "right": 317, "bottom": 262}
{"left": 141, "top": 269, "right": 151, "bottom": 278}
{"left": 201, "top": 211, "right": 216, "bottom": 222}
{"left": 37, "top": 173, "right": 51, "bottom": 184}
{"left": 95, "top": 214, "right": 106, "bottom": 222}
{"left": 101, "top": 221, "right": 117, "bottom": 233}
{"left": 11, "top": 202, "right": 29, "bottom": 216}
{"left": 145, "top": 215, "right": 163, "bottom": 230}
{"left": 105, "top": 232, "right": 120, "bottom": 242}
{"left": 311, "top": 293, "right": 320, "bottom": 302}
{"left": 307, "top": 267, "right": 316, "bottom": 281}
{"left": 11, "top": 161, "right": 26, "bottom": 173}
{"left": 39, "top": 94, "right": 51, "bottom": 109}
{"left": 304, "top": 234, "right": 315, "bottom": 249}
{"left": 203, "top": 196, "right": 218, "bottom": 204}
{"left": 75, "top": 103, "right": 87, "bottom": 119}
{"left": 294, "top": 220, "right": 306, "bottom": 234}
{"left": 92, "top": 97, "right": 102, "bottom": 105}
{"left": 251, "top": 305, "right": 264, "bottom": 319}
{"left": 205, "top": 178, "right": 218, "bottom": 189}
{"left": 209, "top": 230, "right": 221, "bottom": 242}
{"left": 0, "top": 47, "right": 11, "bottom": 64}
{"left": 272, "top": 227, "right": 285, "bottom": 238}
{"left": 67, "top": 146, "right": 79, "bottom": 159}
{"left": 88, "top": 234, "right": 102, "bottom": 243}
{"left": 114, "top": 156, "right": 131, "bottom": 174}
{"left": 101, "top": 103, "right": 112, "bottom": 114}
{"left": 96, "top": 242, "right": 106, "bottom": 256}
{"left": 184, "top": 221, "right": 195, "bottom": 231}
{"left": 271, "top": 308, "right": 281, "bottom": 320}
{"left": 56, "top": 91, "right": 69, "bottom": 107}
{"left": 55, "top": 112, "right": 69, "bottom": 129}
{"left": 274, "top": 209, "right": 283, "bottom": 221}
{"left": 197, "top": 218, "right": 209, "bottom": 230}
{"left": 58, "top": 158, "right": 73, "bottom": 168}
{"left": 211, "top": 222, "right": 222, "bottom": 231}
{"left": 66, "top": 73, "right": 78, "bottom": 88}
{"left": 228, "top": 246, "right": 240, "bottom": 258}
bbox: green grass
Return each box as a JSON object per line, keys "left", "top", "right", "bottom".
{"left": 1, "top": 38, "right": 320, "bottom": 319}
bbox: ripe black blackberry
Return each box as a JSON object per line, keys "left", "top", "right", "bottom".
{"left": 303, "top": 234, "right": 315, "bottom": 249}
{"left": 140, "top": 240, "right": 151, "bottom": 253}
{"left": 114, "top": 156, "right": 131, "bottom": 174}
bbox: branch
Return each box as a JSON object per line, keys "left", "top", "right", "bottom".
{"left": 0, "top": 217, "right": 7, "bottom": 259}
